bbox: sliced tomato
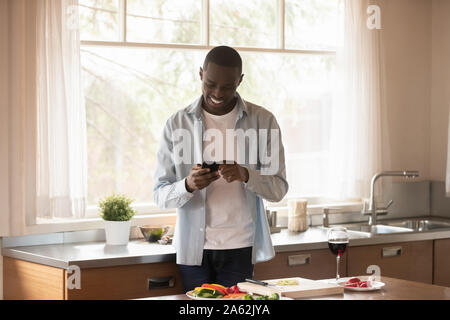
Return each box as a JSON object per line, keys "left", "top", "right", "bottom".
{"left": 345, "top": 282, "right": 358, "bottom": 287}
{"left": 347, "top": 277, "right": 361, "bottom": 284}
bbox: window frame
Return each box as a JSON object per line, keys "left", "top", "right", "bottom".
{"left": 79, "top": 0, "right": 343, "bottom": 219}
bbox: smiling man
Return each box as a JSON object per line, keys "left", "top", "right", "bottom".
{"left": 153, "top": 46, "right": 288, "bottom": 292}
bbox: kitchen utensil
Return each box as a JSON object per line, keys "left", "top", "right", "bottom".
{"left": 238, "top": 277, "right": 344, "bottom": 299}
{"left": 244, "top": 278, "right": 276, "bottom": 287}
{"left": 288, "top": 199, "right": 308, "bottom": 232}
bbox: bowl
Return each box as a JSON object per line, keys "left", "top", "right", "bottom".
{"left": 139, "top": 226, "right": 164, "bottom": 242}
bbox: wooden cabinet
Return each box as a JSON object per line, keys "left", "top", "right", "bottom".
{"left": 4, "top": 257, "right": 66, "bottom": 300}
{"left": 4, "top": 257, "right": 184, "bottom": 300}
{"left": 347, "top": 240, "right": 433, "bottom": 284}
{"left": 254, "top": 248, "right": 347, "bottom": 280}
{"left": 433, "top": 239, "right": 450, "bottom": 287}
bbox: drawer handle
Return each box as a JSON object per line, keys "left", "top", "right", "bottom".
{"left": 148, "top": 276, "right": 175, "bottom": 290}
{"left": 288, "top": 254, "right": 311, "bottom": 266}
{"left": 382, "top": 246, "right": 402, "bottom": 258}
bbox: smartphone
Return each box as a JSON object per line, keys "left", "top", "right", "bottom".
{"left": 201, "top": 161, "right": 220, "bottom": 173}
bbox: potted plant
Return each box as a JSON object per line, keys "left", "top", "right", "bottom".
{"left": 99, "top": 194, "right": 136, "bottom": 245}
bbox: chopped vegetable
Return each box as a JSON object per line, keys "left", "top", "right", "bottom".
{"left": 344, "top": 277, "right": 372, "bottom": 288}
{"left": 270, "top": 293, "right": 280, "bottom": 300}
{"left": 201, "top": 284, "right": 228, "bottom": 296}
{"left": 223, "top": 293, "right": 247, "bottom": 299}
{"left": 275, "top": 279, "right": 300, "bottom": 286}
{"left": 227, "top": 285, "right": 244, "bottom": 294}
{"left": 242, "top": 294, "right": 254, "bottom": 300}
{"left": 192, "top": 287, "right": 224, "bottom": 298}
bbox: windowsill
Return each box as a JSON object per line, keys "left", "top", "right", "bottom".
{"left": 24, "top": 199, "right": 363, "bottom": 235}
{"left": 266, "top": 201, "right": 364, "bottom": 216}
{"left": 26, "top": 213, "right": 177, "bottom": 235}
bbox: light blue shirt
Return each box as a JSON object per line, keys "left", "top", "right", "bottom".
{"left": 153, "top": 93, "right": 289, "bottom": 265}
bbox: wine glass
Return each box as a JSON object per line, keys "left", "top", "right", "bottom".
{"left": 327, "top": 227, "right": 349, "bottom": 283}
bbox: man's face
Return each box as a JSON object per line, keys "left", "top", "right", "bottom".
{"left": 199, "top": 62, "right": 243, "bottom": 115}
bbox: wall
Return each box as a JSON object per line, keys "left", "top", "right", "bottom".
{"left": 380, "top": 0, "right": 432, "bottom": 179}
{"left": 430, "top": 0, "right": 450, "bottom": 181}
{"left": 0, "top": 0, "right": 9, "bottom": 300}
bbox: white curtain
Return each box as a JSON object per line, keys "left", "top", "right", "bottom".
{"left": 36, "top": 0, "right": 88, "bottom": 219}
{"left": 326, "top": 0, "right": 389, "bottom": 200}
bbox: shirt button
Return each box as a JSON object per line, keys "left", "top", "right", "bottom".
{"left": 200, "top": 228, "right": 204, "bottom": 232}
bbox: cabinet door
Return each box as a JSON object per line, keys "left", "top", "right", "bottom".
{"left": 3, "top": 257, "right": 66, "bottom": 300}
{"left": 66, "top": 262, "right": 184, "bottom": 300}
{"left": 254, "top": 248, "right": 347, "bottom": 280}
{"left": 434, "top": 239, "right": 450, "bottom": 287}
{"left": 347, "top": 241, "right": 433, "bottom": 284}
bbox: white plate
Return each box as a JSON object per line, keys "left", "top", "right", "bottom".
{"left": 186, "top": 291, "right": 244, "bottom": 300}
{"left": 337, "top": 280, "right": 385, "bottom": 291}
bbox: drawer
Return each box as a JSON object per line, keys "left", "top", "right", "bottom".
{"left": 254, "top": 248, "right": 347, "bottom": 280}
{"left": 66, "top": 262, "right": 184, "bottom": 300}
{"left": 347, "top": 240, "right": 433, "bottom": 284}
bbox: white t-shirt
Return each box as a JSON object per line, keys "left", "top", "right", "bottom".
{"left": 202, "top": 105, "right": 254, "bottom": 250}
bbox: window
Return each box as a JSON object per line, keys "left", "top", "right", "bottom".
{"left": 79, "top": 0, "right": 343, "bottom": 216}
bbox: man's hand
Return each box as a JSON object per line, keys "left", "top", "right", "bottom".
{"left": 185, "top": 164, "right": 220, "bottom": 193}
{"left": 218, "top": 162, "right": 249, "bottom": 183}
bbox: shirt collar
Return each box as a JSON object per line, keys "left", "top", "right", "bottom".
{"left": 187, "top": 92, "right": 248, "bottom": 121}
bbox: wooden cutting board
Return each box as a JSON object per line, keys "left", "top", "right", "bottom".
{"left": 237, "top": 277, "right": 344, "bottom": 299}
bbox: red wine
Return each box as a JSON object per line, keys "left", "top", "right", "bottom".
{"left": 328, "top": 241, "right": 348, "bottom": 256}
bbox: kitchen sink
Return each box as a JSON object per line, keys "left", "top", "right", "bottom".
{"left": 328, "top": 223, "right": 413, "bottom": 234}
{"left": 326, "top": 217, "right": 450, "bottom": 235}
{"left": 383, "top": 218, "right": 450, "bottom": 232}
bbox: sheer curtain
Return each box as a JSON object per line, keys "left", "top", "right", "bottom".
{"left": 36, "top": 0, "right": 88, "bottom": 219}
{"left": 326, "top": 0, "right": 389, "bottom": 200}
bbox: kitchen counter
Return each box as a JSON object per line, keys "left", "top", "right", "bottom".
{"left": 3, "top": 225, "right": 450, "bottom": 269}
{"left": 139, "top": 276, "right": 450, "bottom": 300}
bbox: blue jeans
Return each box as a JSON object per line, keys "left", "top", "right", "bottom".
{"left": 178, "top": 247, "right": 254, "bottom": 292}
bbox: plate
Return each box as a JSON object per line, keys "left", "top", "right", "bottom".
{"left": 337, "top": 280, "right": 385, "bottom": 291}
{"left": 186, "top": 291, "right": 244, "bottom": 300}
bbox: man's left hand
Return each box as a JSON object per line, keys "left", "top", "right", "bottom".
{"left": 218, "top": 162, "right": 249, "bottom": 183}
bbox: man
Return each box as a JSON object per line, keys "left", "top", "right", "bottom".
{"left": 153, "top": 46, "right": 288, "bottom": 292}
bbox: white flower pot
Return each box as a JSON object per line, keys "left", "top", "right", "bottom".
{"left": 104, "top": 220, "right": 131, "bottom": 245}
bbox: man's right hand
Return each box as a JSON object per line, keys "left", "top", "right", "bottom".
{"left": 185, "top": 164, "right": 220, "bottom": 193}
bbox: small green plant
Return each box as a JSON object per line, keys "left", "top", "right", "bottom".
{"left": 99, "top": 194, "right": 136, "bottom": 221}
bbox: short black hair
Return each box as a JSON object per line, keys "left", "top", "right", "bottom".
{"left": 203, "top": 46, "right": 242, "bottom": 74}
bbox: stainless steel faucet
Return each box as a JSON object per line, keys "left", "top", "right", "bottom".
{"left": 362, "top": 171, "right": 419, "bottom": 228}
{"left": 323, "top": 207, "right": 342, "bottom": 227}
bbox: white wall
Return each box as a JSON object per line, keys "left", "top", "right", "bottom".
{"left": 380, "top": 0, "right": 432, "bottom": 179}
{"left": 430, "top": 0, "right": 450, "bottom": 181}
